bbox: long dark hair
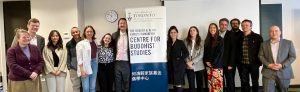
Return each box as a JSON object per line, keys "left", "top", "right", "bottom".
{"left": 205, "top": 23, "right": 219, "bottom": 47}
{"left": 167, "top": 26, "right": 178, "bottom": 44}
{"left": 185, "top": 26, "right": 201, "bottom": 50}
{"left": 100, "top": 33, "right": 114, "bottom": 48}
{"left": 82, "top": 25, "right": 96, "bottom": 40}
{"left": 47, "top": 30, "right": 63, "bottom": 50}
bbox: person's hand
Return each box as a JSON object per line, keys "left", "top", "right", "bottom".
{"left": 206, "top": 62, "right": 212, "bottom": 67}
{"left": 51, "top": 71, "right": 57, "bottom": 76}
{"left": 186, "top": 61, "right": 193, "bottom": 69}
{"left": 30, "top": 72, "right": 38, "bottom": 80}
{"left": 52, "top": 70, "right": 60, "bottom": 76}
{"left": 80, "top": 70, "right": 87, "bottom": 78}
{"left": 274, "top": 64, "right": 283, "bottom": 70}
{"left": 228, "top": 66, "right": 233, "bottom": 70}
{"left": 268, "top": 64, "right": 282, "bottom": 71}
{"left": 268, "top": 64, "right": 276, "bottom": 70}
{"left": 55, "top": 71, "right": 61, "bottom": 76}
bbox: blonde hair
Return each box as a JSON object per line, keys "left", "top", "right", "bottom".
{"left": 10, "top": 28, "right": 29, "bottom": 47}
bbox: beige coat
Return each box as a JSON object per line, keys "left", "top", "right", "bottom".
{"left": 43, "top": 46, "right": 68, "bottom": 74}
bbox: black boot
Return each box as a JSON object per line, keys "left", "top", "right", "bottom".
{"left": 173, "top": 86, "right": 177, "bottom": 92}
{"left": 176, "top": 87, "right": 183, "bottom": 92}
{"left": 190, "top": 88, "right": 196, "bottom": 92}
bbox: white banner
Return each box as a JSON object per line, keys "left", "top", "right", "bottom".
{"left": 126, "top": 6, "right": 168, "bottom": 92}
{"left": 126, "top": 6, "right": 167, "bottom": 64}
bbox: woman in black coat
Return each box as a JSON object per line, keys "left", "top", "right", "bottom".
{"left": 167, "top": 26, "right": 189, "bottom": 92}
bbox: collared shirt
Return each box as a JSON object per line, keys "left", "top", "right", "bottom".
{"left": 270, "top": 38, "right": 280, "bottom": 64}
{"left": 219, "top": 30, "right": 227, "bottom": 38}
{"left": 116, "top": 31, "right": 129, "bottom": 61}
{"left": 30, "top": 35, "right": 38, "bottom": 46}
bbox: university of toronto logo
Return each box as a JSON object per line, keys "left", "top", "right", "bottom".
{"left": 127, "top": 12, "right": 132, "bottom": 21}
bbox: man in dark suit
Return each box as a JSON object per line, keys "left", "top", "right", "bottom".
{"left": 238, "top": 19, "right": 263, "bottom": 92}
{"left": 112, "top": 18, "right": 131, "bottom": 92}
{"left": 224, "top": 18, "right": 243, "bottom": 92}
{"left": 258, "top": 25, "right": 296, "bottom": 92}
{"left": 219, "top": 18, "right": 235, "bottom": 92}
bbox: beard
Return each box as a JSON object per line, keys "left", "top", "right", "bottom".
{"left": 231, "top": 27, "right": 239, "bottom": 31}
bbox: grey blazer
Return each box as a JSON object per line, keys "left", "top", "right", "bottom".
{"left": 258, "top": 39, "right": 296, "bottom": 79}
{"left": 183, "top": 40, "right": 205, "bottom": 71}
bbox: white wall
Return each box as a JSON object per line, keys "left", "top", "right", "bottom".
{"left": 165, "top": 0, "right": 260, "bottom": 39}
{"left": 31, "top": 0, "right": 79, "bottom": 42}
{"left": 31, "top": 0, "right": 81, "bottom": 92}
{"left": 84, "top": 0, "right": 161, "bottom": 41}
{"left": 261, "top": 0, "right": 300, "bottom": 85}
{"left": 0, "top": 1, "right": 8, "bottom": 91}
{"left": 77, "top": 0, "right": 84, "bottom": 31}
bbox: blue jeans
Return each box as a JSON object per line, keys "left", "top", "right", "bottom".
{"left": 81, "top": 58, "right": 98, "bottom": 92}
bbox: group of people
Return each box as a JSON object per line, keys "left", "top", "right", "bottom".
{"left": 6, "top": 17, "right": 296, "bottom": 92}
{"left": 166, "top": 18, "right": 296, "bottom": 92}
{"left": 7, "top": 18, "right": 130, "bottom": 92}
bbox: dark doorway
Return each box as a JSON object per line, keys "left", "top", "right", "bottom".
{"left": 260, "top": 4, "right": 282, "bottom": 41}
{"left": 3, "top": 1, "right": 31, "bottom": 50}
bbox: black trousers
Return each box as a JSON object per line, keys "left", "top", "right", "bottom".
{"left": 237, "top": 63, "right": 260, "bottom": 92}
{"left": 186, "top": 69, "right": 205, "bottom": 92}
{"left": 98, "top": 63, "right": 114, "bottom": 92}
{"left": 115, "top": 61, "right": 130, "bottom": 92}
{"left": 223, "top": 66, "right": 236, "bottom": 92}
